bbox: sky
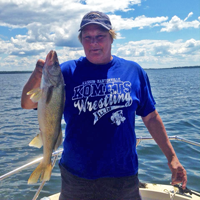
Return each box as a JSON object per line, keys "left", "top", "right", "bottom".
{"left": 0, "top": 0, "right": 199, "bottom": 71}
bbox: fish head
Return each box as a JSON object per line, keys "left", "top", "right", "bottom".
{"left": 45, "top": 50, "right": 60, "bottom": 75}
{"left": 43, "top": 50, "right": 63, "bottom": 85}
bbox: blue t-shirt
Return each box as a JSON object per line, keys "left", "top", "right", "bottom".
{"left": 60, "top": 55, "right": 156, "bottom": 179}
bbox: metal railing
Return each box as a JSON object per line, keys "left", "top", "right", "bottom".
{"left": 0, "top": 149, "right": 63, "bottom": 182}
{"left": 0, "top": 136, "right": 199, "bottom": 200}
{"left": 136, "top": 136, "right": 200, "bottom": 147}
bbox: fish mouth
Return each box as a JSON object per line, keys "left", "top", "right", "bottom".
{"left": 47, "top": 50, "right": 58, "bottom": 63}
{"left": 44, "top": 50, "right": 61, "bottom": 77}
{"left": 45, "top": 50, "right": 59, "bottom": 67}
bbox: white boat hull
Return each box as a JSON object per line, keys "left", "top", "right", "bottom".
{"left": 140, "top": 183, "right": 200, "bottom": 200}
{"left": 43, "top": 183, "right": 200, "bottom": 200}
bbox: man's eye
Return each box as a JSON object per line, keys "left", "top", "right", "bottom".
{"left": 84, "top": 36, "right": 91, "bottom": 40}
{"left": 97, "top": 35, "right": 104, "bottom": 39}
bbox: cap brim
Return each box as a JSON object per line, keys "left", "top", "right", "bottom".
{"left": 79, "top": 22, "right": 110, "bottom": 31}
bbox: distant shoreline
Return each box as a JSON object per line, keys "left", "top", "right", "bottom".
{"left": 0, "top": 71, "right": 32, "bottom": 74}
{"left": 145, "top": 66, "right": 200, "bottom": 70}
{"left": 0, "top": 66, "right": 199, "bottom": 74}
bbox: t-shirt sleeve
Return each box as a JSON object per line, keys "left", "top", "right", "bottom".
{"left": 136, "top": 70, "right": 156, "bottom": 117}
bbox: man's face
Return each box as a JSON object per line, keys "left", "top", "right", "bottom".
{"left": 81, "top": 24, "right": 113, "bottom": 65}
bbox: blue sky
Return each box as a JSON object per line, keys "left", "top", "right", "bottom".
{"left": 0, "top": 0, "right": 199, "bottom": 71}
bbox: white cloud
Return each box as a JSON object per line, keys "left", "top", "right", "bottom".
{"left": 0, "top": 39, "right": 14, "bottom": 54}
{"left": 0, "top": 0, "right": 141, "bottom": 28}
{"left": 0, "top": 46, "right": 84, "bottom": 71}
{"left": 184, "top": 12, "right": 193, "bottom": 21}
{"left": 161, "top": 13, "right": 200, "bottom": 32}
{"left": 116, "top": 39, "right": 200, "bottom": 57}
{"left": 0, "top": 0, "right": 168, "bottom": 58}
{"left": 0, "top": 55, "right": 33, "bottom": 71}
{"left": 9, "top": 34, "right": 52, "bottom": 57}
{"left": 115, "top": 39, "right": 200, "bottom": 68}
{"left": 110, "top": 15, "right": 168, "bottom": 31}
{"left": 0, "top": 0, "right": 144, "bottom": 55}
{"left": 2, "top": 38, "right": 199, "bottom": 71}
{"left": 84, "top": 0, "right": 141, "bottom": 12}
{"left": 115, "top": 32, "right": 125, "bottom": 39}
{"left": 25, "top": 21, "right": 81, "bottom": 47}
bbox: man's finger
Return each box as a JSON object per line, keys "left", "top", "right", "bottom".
{"left": 36, "top": 59, "right": 45, "bottom": 68}
{"left": 171, "top": 170, "right": 177, "bottom": 185}
{"left": 181, "top": 171, "right": 187, "bottom": 190}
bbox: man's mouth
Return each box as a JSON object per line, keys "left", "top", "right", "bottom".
{"left": 90, "top": 49, "right": 100, "bottom": 52}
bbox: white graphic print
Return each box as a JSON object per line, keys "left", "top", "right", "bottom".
{"left": 111, "top": 110, "right": 126, "bottom": 126}
{"left": 72, "top": 78, "right": 132, "bottom": 124}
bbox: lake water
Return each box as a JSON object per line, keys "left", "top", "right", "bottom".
{"left": 0, "top": 67, "right": 200, "bottom": 200}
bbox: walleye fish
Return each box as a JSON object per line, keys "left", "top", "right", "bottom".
{"left": 27, "top": 50, "right": 65, "bottom": 184}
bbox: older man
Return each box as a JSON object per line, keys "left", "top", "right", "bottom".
{"left": 21, "top": 11, "right": 187, "bottom": 200}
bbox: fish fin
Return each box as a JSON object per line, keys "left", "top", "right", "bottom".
{"left": 27, "top": 88, "right": 42, "bottom": 103}
{"left": 46, "top": 86, "right": 54, "bottom": 104}
{"left": 54, "top": 129, "right": 63, "bottom": 151}
{"left": 28, "top": 162, "right": 52, "bottom": 184}
{"left": 40, "top": 164, "right": 52, "bottom": 182}
{"left": 29, "top": 132, "right": 43, "bottom": 148}
{"left": 27, "top": 88, "right": 40, "bottom": 95}
{"left": 28, "top": 162, "right": 43, "bottom": 184}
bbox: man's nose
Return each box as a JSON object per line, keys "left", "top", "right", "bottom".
{"left": 91, "top": 37, "right": 98, "bottom": 43}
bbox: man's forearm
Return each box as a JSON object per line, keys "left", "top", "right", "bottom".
{"left": 142, "top": 110, "right": 187, "bottom": 189}
{"left": 142, "top": 110, "right": 177, "bottom": 163}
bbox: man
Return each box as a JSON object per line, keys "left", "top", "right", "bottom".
{"left": 21, "top": 11, "right": 187, "bottom": 200}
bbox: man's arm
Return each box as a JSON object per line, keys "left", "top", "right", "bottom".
{"left": 142, "top": 110, "right": 187, "bottom": 189}
{"left": 21, "top": 60, "right": 45, "bottom": 109}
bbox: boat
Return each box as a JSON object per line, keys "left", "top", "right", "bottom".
{"left": 45, "top": 183, "right": 200, "bottom": 200}
{"left": 1, "top": 136, "right": 200, "bottom": 200}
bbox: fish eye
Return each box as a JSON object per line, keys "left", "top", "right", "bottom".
{"left": 54, "top": 61, "right": 59, "bottom": 67}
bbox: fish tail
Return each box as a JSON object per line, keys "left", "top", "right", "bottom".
{"left": 28, "top": 162, "right": 52, "bottom": 184}
{"left": 40, "top": 164, "right": 52, "bottom": 182}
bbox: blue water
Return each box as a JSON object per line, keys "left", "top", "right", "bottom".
{"left": 0, "top": 68, "right": 200, "bottom": 200}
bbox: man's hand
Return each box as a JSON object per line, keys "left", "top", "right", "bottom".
{"left": 21, "top": 59, "right": 45, "bottom": 109}
{"left": 168, "top": 156, "right": 187, "bottom": 189}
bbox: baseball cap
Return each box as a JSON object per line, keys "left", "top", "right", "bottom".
{"left": 79, "top": 11, "right": 112, "bottom": 31}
